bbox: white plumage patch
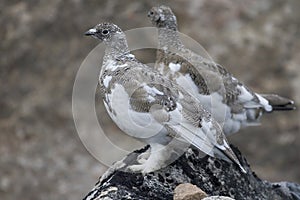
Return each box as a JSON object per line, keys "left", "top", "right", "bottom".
{"left": 103, "top": 75, "right": 112, "bottom": 88}
{"left": 142, "top": 84, "right": 164, "bottom": 96}
{"left": 147, "top": 95, "right": 156, "bottom": 102}
{"left": 105, "top": 60, "right": 128, "bottom": 71}
{"left": 168, "top": 62, "right": 181, "bottom": 72}
{"left": 237, "top": 85, "right": 272, "bottom": 111}
{"left": 176, "top": 74, "right": 200, "bottom": 97}
{"left": 237, "top": 85, "right": 254, "bottom": 103}
{"left": 107, "top": 84, "right": 164, "bottom": 139}
{"left": 127, "top": 54, "right": 135, "bottom": 58}
{"left": 257, "top": 94, "right": 272, "bottom": 112}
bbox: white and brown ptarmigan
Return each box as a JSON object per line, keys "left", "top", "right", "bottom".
{"left": 85, "top": 22, "right": 246, "bottom": 173}
{"left": 148, "top": 5, "right": 295, "bottom": 135}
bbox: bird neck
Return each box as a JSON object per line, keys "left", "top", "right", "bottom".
{"left": 158, "top": 27, "right": 184, "bottom": 52}
{"left": 103, "top": 33, "right": 130, "bottom": 63}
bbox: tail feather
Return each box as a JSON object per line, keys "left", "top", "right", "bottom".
{"left": 271, "top": 104, "right": 296, "bottom": 111}
{"left": 167, "top": 123, "right": 215, "bottom": 158}
{"left": 260, "top": 94, "right": 296, "bottom": 111}
{"left": 215, "top": 145, "right": 246, "bottom": 174}
{"left": 167, "top": 123, "right": 246, "bottom": 173}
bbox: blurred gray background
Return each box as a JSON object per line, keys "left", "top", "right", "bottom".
{"left": 1, "top": 0, "right": 300, "bottom": 199}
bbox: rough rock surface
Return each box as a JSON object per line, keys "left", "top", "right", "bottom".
{"left": 83, "top": 145, "right": 300, "bottom": 200}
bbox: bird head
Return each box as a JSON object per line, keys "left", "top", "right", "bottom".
{"left": 148, "top": 5, "right": 178, "bottom": 31}
{"left": 84, "top": 22, "right": 122, "bottom": 42}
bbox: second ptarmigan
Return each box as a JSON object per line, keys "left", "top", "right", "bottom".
{"left": 148, "top": 5, "right": 295, "bottom": 135}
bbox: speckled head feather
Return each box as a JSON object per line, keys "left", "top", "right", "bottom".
{"left": 85, "top": 22, "right": 123, "bottom": 42}
{"left": 148, "top": 5, "right": 178, "bottom": 31}
{"left": 85, "top": 22, "right": 129, "bottom": 62}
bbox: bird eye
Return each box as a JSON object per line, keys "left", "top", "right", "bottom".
{"left": 148, "top": 11, "right": 155, "bottom": 17}
{"left": 102, "top": 29, "right": 109, "bottom": 35}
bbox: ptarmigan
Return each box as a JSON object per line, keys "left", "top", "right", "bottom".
{"left": 85, "top": 22, "right": 246, "bottom": 173}
{"left": 148, "top": 5, "right": 295, "bottom": 135}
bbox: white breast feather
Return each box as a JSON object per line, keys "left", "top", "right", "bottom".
{"left": 107, "top": 84, "right": 164, "bottom": 139}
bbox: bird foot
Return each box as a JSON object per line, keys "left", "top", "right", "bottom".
{"left": 136, "top": 150, "right": 151, "bottom": 164}
{"left": 128, "top": 162, "right": 160, "bottom": 174}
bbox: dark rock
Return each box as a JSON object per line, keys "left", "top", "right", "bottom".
{"left": 83, "top": 145, "right": 300, "bottom": 200}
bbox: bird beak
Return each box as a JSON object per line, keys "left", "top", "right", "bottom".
{"left": 84, "top": 28, "right": 97, "bottom": 36}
